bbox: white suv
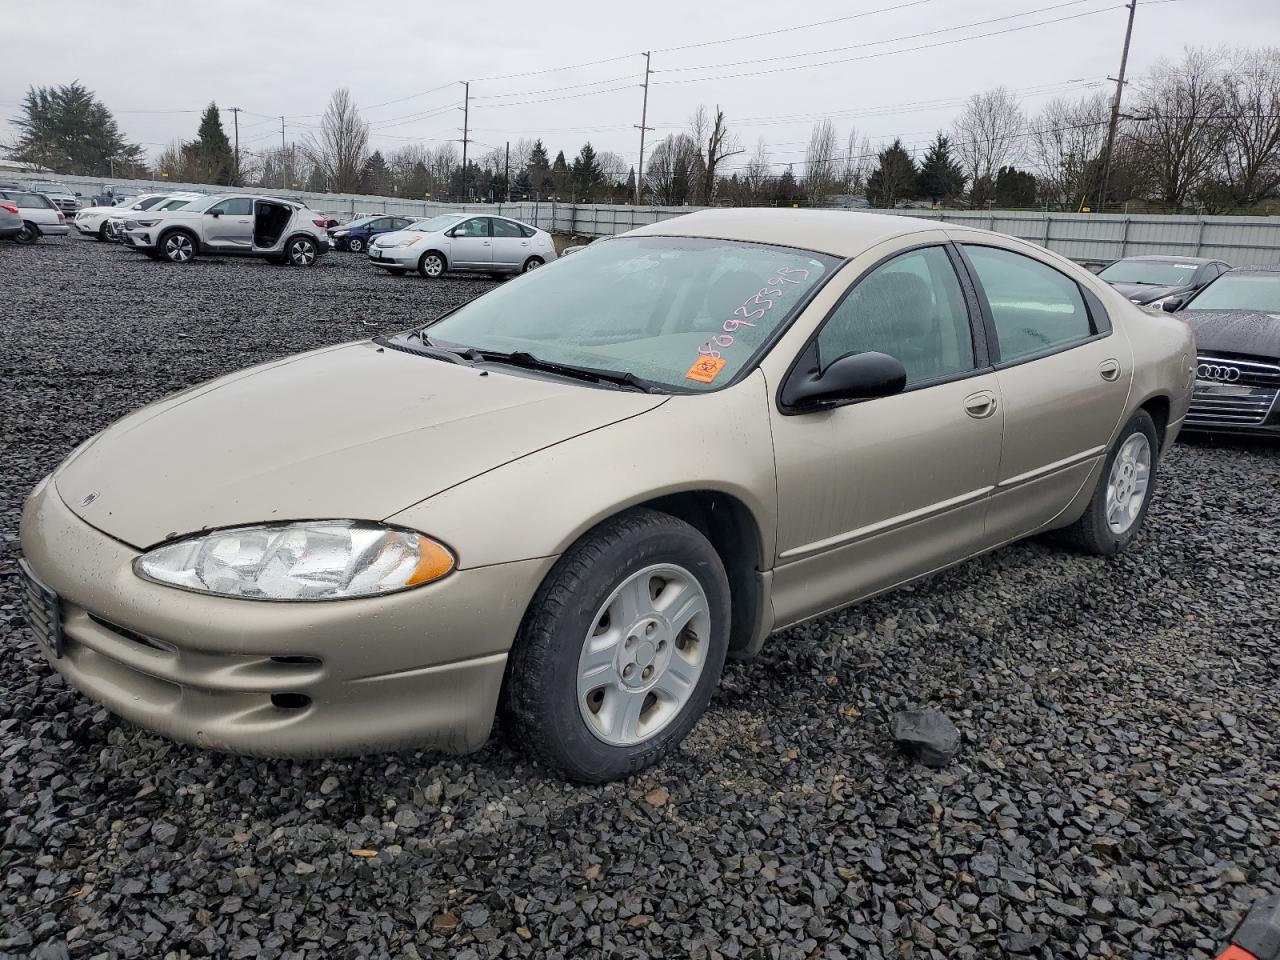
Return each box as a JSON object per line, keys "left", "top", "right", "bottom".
{"left": 122, "top": 194, "right": 332, "bottom": 265}
{"left": 76, "top": 193, "right": 202, "bottom": 240}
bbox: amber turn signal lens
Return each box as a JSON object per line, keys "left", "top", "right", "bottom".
{"left": 406, "top": 536, "right": 456, "bottom": 585}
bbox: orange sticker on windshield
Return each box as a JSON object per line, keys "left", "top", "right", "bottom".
{"left": 686, "top": 356, "right": 727, "bottom": 383}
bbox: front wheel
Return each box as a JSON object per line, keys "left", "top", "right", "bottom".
{"left": 97, "top": 223, "right": 110, "bottom": 241}
{"left": 14, "top": 222, "right": 39, "bottom": 244}
{"left": 160, "top": 231, "right": 196, "bottom": 263}
{"left": 505, "top": 508, "right": 730, "bottom": 783}
{"left": 1061, "top": 410, "right": 1159, "bottom": 555}
{"left": 347, "top": 236, "right": 365, "bottom": 253}
{"left": 418, "top": 251, "right": 445, "bottom": 279}
{"left": 286, "top": 236, "right": 318, "bottom": 266}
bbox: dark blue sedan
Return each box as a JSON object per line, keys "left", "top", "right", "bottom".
{"left": 327, "top": 214, "right": 416, "bottom": 253}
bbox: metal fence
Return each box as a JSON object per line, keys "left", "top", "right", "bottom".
{"left": 31, "top": 172, "right": 1280, "bottom": 265}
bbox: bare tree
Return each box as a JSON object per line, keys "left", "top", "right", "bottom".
{"left": 951, "top": 87, "right": 1026, "bottom": 202}
{"left": 743, "top": 138, "right": 774, "bottom": 202}
{"left": 255, "top": 144, "right": 309, "bottom": 190}
{"left": 1217, "top": 46, "right": 1280, "bottom": 206}
{"left": 699, "top": 105, "right": 741, "bottom": 204}
{"left": 305, "top": 88, "right": 370, "bottom": 193}
{"left": 153, "top": 140, "right": 189, "bottom": 181}
{"left": 839, "top": 127, "right": 872, "bottom": 195}
{"left": 803, "top": 119, "right": 840, "bottom": 204}
{"left": 596, "top": 150, "right": 628, "bottom": 191}
{"left": 1028, "top": 92, "right": 1110, "bottom": 207}
{"left": 1131, "top": 48, "right": 1228, "bottom": 208}
{"left": 645, "top": 133, "right": 700, "bottom": 205}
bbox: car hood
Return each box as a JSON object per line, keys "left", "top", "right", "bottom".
{"left": 372, "top": 230, "right": 432, "bottom": 248}
{"left": 55, "top": 340, "right": 666, "bottom": 549}
{"left": 1182, "top": 309, "right": 1280, "bottom": 358}
{"left": 1107, "top": 282, "right": 1187, "bottom": 303}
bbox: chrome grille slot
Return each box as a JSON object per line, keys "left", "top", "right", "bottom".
{"left": 1187, "top": 355, "right": 1280, "bottom": 427}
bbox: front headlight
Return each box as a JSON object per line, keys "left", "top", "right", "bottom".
{"left": 333, "top": 230, "right": 348, "bottom": 236}
{"left": 396, "top": 236, "right": 423, "bottom": 248}
{"left": 134, "top": 521, "right": 455, "bottom": 601}
{"left": 134, "top": 217, "right": 161, "bottom": 227}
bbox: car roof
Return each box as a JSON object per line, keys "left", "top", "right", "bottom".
{"left": 1225, "top": 264, "right": 1280, "bottom": 274}
{"left": 626, "top": 208, "right": 947, "bottom": 257}
{"left": 1113, "top": 255, "right": 1221, "bottom": 265}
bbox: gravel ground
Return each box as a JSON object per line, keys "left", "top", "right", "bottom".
{"left": 2, "top": 236, "right": 1279, "bottom": 960}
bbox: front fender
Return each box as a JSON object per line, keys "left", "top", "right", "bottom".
{"left": 387, "top": 370, "right": 780, "bottom": 569}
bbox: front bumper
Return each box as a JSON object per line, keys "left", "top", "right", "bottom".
{"left": 368, "top": 245, "right": 418, "bottom": 267}
{"left": 122, "top": 228, "right": 155, "bottom": 250}
{"left": 1182, "top": 356, "right": 1280, "bottom": 437}
{"left": 19, "top": 477, "right": 555, "bottom": 757}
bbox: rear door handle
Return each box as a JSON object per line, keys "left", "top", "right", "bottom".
{"left": 1099, "top": 358, "right": 1121, "bottom": 381}
{"left": 963, "top": 391, "right": 998, "bottom": 419}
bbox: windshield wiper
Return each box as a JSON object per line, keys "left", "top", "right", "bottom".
{"left": 378, "top": 332, "right": 475, "bottom": 366}
{"left": 468, "top": 348, "right": 664, "bottom": 393}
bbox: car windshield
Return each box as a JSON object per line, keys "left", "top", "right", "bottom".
{"left": 425, "top": 236, "right": 840, "bottom": 392}
{"left": 410, "top": 214, "right": 464, "bottom": 233}
{"left": 30, "top": 182, "right": 70, "bottom": 193}
{"left": 1185, "top": 274, "right": 1280, "bottom": 313}
{"left": 157, "top": 197, "right": 195, "bottom": 210}
{"left": 1098, "top": 260, "right": 1200, "bottom": 286}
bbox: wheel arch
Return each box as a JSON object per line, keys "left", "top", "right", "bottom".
{"left": 1137, "top": 393, "right": 1171, "bottom": 451}
{"left": 156, "top": 225, "right": 199, "bottom": 255}
{"left": 419, "top": 248, "right": 448, "bottom": 271}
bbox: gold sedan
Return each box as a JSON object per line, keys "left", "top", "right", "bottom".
{"left": 20, "top": 209, "right": 1195, "bottom": 782}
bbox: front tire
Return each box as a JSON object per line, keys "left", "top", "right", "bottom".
{"left": 418, "top": 251, "right": 446, "bottom": 279}
{"left": 347, "top": 236, "right": 365, "bottom": 253}
{"left": 506, "top": 508, "right": 731, "bottom": 783}
{"left": 97, "top": 222, "right": 110, "bottom": 241}
{"left": 159, "top": 230, "right": 197, "bottom": 263}
{"left": 286, "top": 236, "right": 318, "bottom": 266}
{"left": 1061, "top": 410, "right": 1158, "bottom": 555}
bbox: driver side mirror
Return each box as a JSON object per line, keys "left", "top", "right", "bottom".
{"left": 1161, "top": 297, "right": 1184, "bottom": 312}
{"left": 781, "top": 348, "right": 907, "bottom": 411}
{"left": 207, "top": 209, "right": 222, "bottom": 217}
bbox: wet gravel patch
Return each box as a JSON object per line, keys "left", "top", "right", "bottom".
{"left": 3, "top": 236, "right": 1280, "bottom": 959}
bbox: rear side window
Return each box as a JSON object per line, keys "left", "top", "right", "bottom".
{"left": 964, "top": 245, "right": 1092, "bottom": 363}
{"left": 492, "top": 219, "right": 523, "bottom": 239}
{"left": 818, "top": 246, "right": 976, "bottom": 386}
{"left": 519, "top": 224, "right": 537, "bottom": 238}
{"left": 3, "top": 191, "right": 53, "bottom": 208}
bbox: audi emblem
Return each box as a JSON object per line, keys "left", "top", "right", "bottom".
{"left": 1196, "top": 363, "right": 1241, "bottom": 383}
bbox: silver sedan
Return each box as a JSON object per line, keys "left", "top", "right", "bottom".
{"left": 368, "top": 212, "right": 558, "bottom": 278}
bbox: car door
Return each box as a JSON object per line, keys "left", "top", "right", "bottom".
{"left": 202, "top": 197, "right": 254, "bottom": 249}
{"left": 490, "top": 217, "right": 529, "bottom": 270}
{"left": 767, "top": 241, "right": 1005, "bottom": 627}
{"left": 366, "top": 217, "right": 395, "bottom": 242}
{"left": 447, "top": 216, "right": 492, "bottom": 269}
{"left": 954, "top": 237, "right": 1133, "bottom": 544}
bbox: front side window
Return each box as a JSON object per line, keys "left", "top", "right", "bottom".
{"left": 210, "top": 197, "right": 253, "bottom": 216}
{"left": 965, "top": 245, "right": 1092, "bottom": 363}
{"left": 132, "top": 196, "right": 164, "bottom": 211}
{"left": 452, "top": 217, "right": 489, "bottom": 238}
{"left": 817, "top": 246, "right": 975, "bottom": 386}
{"left": 1098, "top": 259, "right": 1199, "bottom": 287}
{"left": 426, "top": 236, "right": 839, "bottom": 392}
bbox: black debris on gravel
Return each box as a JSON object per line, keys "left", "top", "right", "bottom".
{"left": 2, "top": 237, "right": 1280, "bottom": 960}
{"left": 890, "top": 709, "right": 961, "bottom": 769}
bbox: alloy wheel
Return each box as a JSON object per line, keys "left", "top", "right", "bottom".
{"left": 576, "top": 563, "right": 710, "bottom": 747}
{"left": 348, "top": 237, "right": 364, "bottom": 253}
{"left": 289, "top": 238, "right": 317, "bottom": 266}
{"left": 1104, "top": 432, "right": 1151, "bottom": 534}
{"left": 422, "top": 254, "right": 444, "bottom": 278}
{"left": 164, "top": 233, "right": 193, "bottom": 262}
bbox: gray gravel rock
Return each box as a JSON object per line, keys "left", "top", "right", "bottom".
{"left": 2, "top": 237, "right": 1279, "bottom": 959}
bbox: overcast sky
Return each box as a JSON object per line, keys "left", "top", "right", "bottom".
{"left": 3, "top": 0, "right": 1277, "bottom": 175}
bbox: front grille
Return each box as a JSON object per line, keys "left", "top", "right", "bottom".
{"left": 1187, "top": 355, "right": 1280, "bottom": 427}
{"left": 17, "top": 558, "right": 63, "bottom": 658}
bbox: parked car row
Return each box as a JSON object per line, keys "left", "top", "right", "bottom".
{"left": 0, "top": 188, "right": 70, "bottom": 244}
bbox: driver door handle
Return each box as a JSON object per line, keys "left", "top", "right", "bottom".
{"left": 1099, "top": 358, "right": 1121, "bottom": 381}
{"left": 963, "top": 391, "right": 998, "bottom": 419}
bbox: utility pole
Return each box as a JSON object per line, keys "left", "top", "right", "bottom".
{"left": 1098, "top": 0, "right": 1137, "bottom": 213}
{"left": 460, "top": 81, "right": 470, "bottom": 203}
{"left": 229, "top": 106, "right": 242, "bottom": 183}
{"left": 280, "top": 116, "right": 286, "bottom": 153}
{"left": 504, "top": 140, "right": 511, "bottom": 203}
{"left": 634, "top": 51, "right": 653, "bottom": 205}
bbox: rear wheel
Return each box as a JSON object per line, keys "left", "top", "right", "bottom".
{"left": 505, "top": 508, "right": 730, "bottom": 783}
{"left": 1061, "top": 410, "right": 1158, "bottom": 555}
{"left": 160, "top": 230, "right": 197, "bottom": 263}
{"left": 286, "top": 236, "right": 318, "bottom": 266}
{"left": 14, "top": 222, "right": 39, "bottom": 244}
{"left": 418, "top": 251, "right": 446, "bottom": 279}
{"left": 522, "top": 256, "right": 544, "bottom": 273}
{"left": 347, "top": 236, "right": 365, "bottom": 253}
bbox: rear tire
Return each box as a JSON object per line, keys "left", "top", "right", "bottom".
{"left": 159, "top": 230, "right": 197, "bottom": 263}
{"left": 505, "top": 508, "right": 731, "bottom": 783}
{"left": 418, "top": 251, "right": 446, "bottom": 279}
{"left": 522, "top": 256, "right": 544, "bottom": 273}
{"left": 14, "top": 222, "right": 39, "bottom": 244}
{"left": 1060, "top": 410, "right": 1158, "bottom": 556}
{"left": 286, "top": 235, "right": 318, "bottom": 267}
{"left": 347, "top": 236, "right": 365, "bottom": 253}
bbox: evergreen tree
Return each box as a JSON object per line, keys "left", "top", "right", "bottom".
{"left": 866, "top": 139, "right": 918, "bottom": 208}
{"left": 571, "top": 142, "right": 601, "bottom": 199}
{"left": 625, "top": 167, "right": 637, "bottom": 201}
{"left": 361, "top": 150, "right": 391, "bottom": 195}
{"left": 11, "top": 81, "right": 143, "bottom": 176}
{"left": 528, "top": 139, "right": 551, "bottom": 192}
{"left": 512, "top": 168, "right": 533, "bottom": 198}
{"left": 994, "top": 166, "right": 1037, "bottom": 207}
{"left": 550, "top": 150, "right": 570, "bottom": 198}
{"left": 916, "top": 133, "right": 965, "bottom": 204}
{"left": 776, "top": 166, "right": 800, "bottom": 205}
{"left": 188, "top": 103, "right": 235, "bottom": 185}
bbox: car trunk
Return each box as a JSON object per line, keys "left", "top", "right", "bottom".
{"left": 254, "top": 201, "right": 293, "bottom": 248}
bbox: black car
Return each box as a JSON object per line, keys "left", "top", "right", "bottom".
{"left": 1097, "top": 255, "right": 1230, "bottom": 308}
{"left": 1172, "top": 265, "right": 1280, "bottom": 437}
